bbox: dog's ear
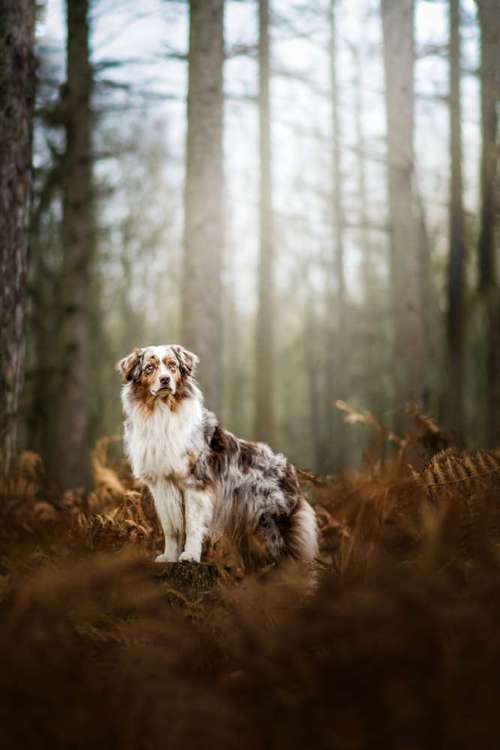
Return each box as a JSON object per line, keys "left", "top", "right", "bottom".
{"left": 116, "top": 348, "right": 142, "bottom": 382}
{"left": 173, "top": 346, "right": 199, "bottom": 376}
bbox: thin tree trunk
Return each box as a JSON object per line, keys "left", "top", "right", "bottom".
{"left": 182, "top": 0, "right": 224, "bottom": 413}
{"left": 28, "top": 164, "right": 63, "bottom": 468}
{"left": 353, "top": 40, "right": 370, "bottom": 296}
{"left": 476, "top": 0, "right": 500, "bottom": 446}
{"left": 416, "top": 190, "right": 434, "bottom": 413}
{"left": 29, "top": 222, "right": 61, "bottom": 468}
{"left": 0, "top": 0, "right": 36, "bottom": 476}
{"left": 477, "top": 0, "right": 498, "bottom": 292}
{"left": 327, "top": 0, "right": 347, "bottom": 470}
{"left": 255, "top": 0, "right": 276, "bottom": 444}
{"left": 381, "top": 0, "right": 426, "bottom": 430}
{"left": 445, "top": 0, "right": 466, "bottom": 438}
{"left": 57, "top": 0, "right": 94, "bottom": 488}
{"left": 352, "top": 33, "right": 378, "bottom": 424}
{"left": 225, "top": 286, "right": 246, "bottom": 438}
{"left": 305, "top": 294, "right": 324, "bottom": 473}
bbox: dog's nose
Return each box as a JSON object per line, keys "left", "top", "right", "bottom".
{"left": 160, "top": 375, "right": 171, "bottom": 387}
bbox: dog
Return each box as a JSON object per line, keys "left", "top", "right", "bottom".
{"left": 117, "top": 344, "right": 318, "bottom": 568}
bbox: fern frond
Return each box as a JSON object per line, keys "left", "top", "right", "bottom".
{"left": 423, "top": 449, "right": 500, "bottom": 491}
{"left": 334, "top": 400, "right": 403, "bottom": 445}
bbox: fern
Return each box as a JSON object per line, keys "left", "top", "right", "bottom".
{"left": 422, "top": 448, "right": 500, "bottom": 492}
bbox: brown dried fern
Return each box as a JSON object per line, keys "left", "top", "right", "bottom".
{"left": 334, "top": 400, "right": 404, "bottom": 446}
{"left": 418, "top": 448, "right": 500, "bottom": 564}
{"left": 423, "top": 448, "right": 500, "bottom": 493}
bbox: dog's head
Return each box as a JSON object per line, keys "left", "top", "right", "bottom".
{"left": 117, "top": 345, "right": 199, "bottom": 404}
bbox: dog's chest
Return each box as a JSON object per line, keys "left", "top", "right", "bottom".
{"left": 126, "top": 402, "right": 201, "bottom": 481}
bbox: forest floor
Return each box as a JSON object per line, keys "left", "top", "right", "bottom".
{"left": 2, "top": 409, "right": 500, "bottom": 749}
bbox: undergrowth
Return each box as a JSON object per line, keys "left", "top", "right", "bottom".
{"left": 1, "top": 409, "right": 500, "bottom": 749}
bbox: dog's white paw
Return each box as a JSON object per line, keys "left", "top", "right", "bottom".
{"left": 178, "top": 551, "right": 199, "bottom": 563}
{"left": 154, "top": 552, "right": 177, "bottom": 563}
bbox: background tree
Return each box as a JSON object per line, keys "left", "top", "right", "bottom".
{"left": 181, "top": 0, "right": 225, "bottom": 413}
{"left": 255, "top": 0, "right": 275, "bottom": 444}
{"left": 352, "top": 37, "right": 370, "bottom": 301}
{"left": 326, "top": 0, "right": 348, "bottom": 471}
{"left": 476, "top": 0, "right": 499, "bottom": 447}
{"left": 0, "top": 0, "right": 36, "bottom": 475}
{"left": 56, "top": 0, "right": 95, "bottom": 489}
{"left": 445, "top": 0, "right": 466, "bottom": 439}
{"left": 381, "top": 0, "right": 426, "bottom": 429}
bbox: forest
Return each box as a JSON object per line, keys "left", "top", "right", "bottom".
{"left": 0, "top": 0, "right": 499, "bottom": 748}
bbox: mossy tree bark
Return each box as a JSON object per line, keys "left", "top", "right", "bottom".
{"left": 0, "top": 0, "right": 36, "bottom": 475}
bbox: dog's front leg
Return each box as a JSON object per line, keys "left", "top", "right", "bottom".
{"left": 150, "top": 480, "right": 183, "bottom": 563}
{"left": 179, "top": 489, "right": 213, "bottom": 563}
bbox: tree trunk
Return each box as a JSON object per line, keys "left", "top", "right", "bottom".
{"left": 476, "top": 0, "right": 500, "bottom": 446}
{"left": 28, "top": 219, "right": 61, "bottom": 471}
{"left": 223, "top": 282, "right": 245, "bottom": 437}
{"left": 353, "top": 32, "right": 385, "bottom": 425}
{"left": 255, "top": 0, "right": 276, "bottom": 445}
{"left": 305, "top": 294, "right": 324, "bottom": 473}
{"left": 477, "top": 0, "right": 498, "bottom": 293}
{"left": 0, "top": 0, "right": 36, "bottom": 476}
{"left": 353, "top": 38, "right": 370, "bottom": 297}
{"left": 445, "top": 0, "right": 466, "bottom": 439}
{"left": 416, "top": 190, "right": 435, "bottom": 414}
{"left": 327, "top": 0, "right": 348, "bottom": 470}
{"left": 381, "top": 0, "right": 426, "bottom": 430}
{"left": 182, "top": 0, "right": 224, "bottom": 414}
{"left": 320, "top": 0, "right": 348, "bottom": 473}
{"left": 57, "top": 0, "right": 94, "bottom": 489}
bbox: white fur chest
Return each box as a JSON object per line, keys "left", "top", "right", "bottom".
{"left": 123, "top": 394, "right": 203, "bottom": 482}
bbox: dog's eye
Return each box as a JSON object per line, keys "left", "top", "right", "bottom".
{"left": 168, "top": 362, "right": 177, "bottom": 372}
{"left": 144, "top": 365, "right": 154, "bottom": 374}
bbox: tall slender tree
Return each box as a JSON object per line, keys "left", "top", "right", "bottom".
{"left": 351, "top": 29, "right": 384, "bottom": 425}
{"left": 181, "top": 0, "right": 225, "bottom": 413}
{"left": 57, "top": 0, "right": 94, "bottom": 488}
{"left": 255, "top": 0, "right": 276, "bottom": 444}
{"left": 445, "top": 0, "right": 466, "bottom": 438}
{"left": 352, "top": 39, "right": 370, "bottom": 297}
{"left": 0, "top": 0, "right": 36, "bottom": 475}
{"left": 381, "top": 0, "right": 426, "bottom": 428}
{"left": 305, "top": 287, "right": 325, "bottom": 473}
{"left": 476, "top": 0, "right": 499, "bottom": 446}
{"left": 328, "top": 0, "right": 347, "bottom": 470}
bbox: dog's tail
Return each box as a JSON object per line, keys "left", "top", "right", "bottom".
{"left": 284, "top": 497, "right": 319, "bottom": 564}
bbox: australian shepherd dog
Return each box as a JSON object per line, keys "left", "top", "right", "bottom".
{"left": 118, "top": 345, "right": 318, "bottom": 569}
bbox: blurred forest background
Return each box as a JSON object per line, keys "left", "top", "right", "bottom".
{"left": 0, "top": 0, "right": 498, "bottom": 489}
